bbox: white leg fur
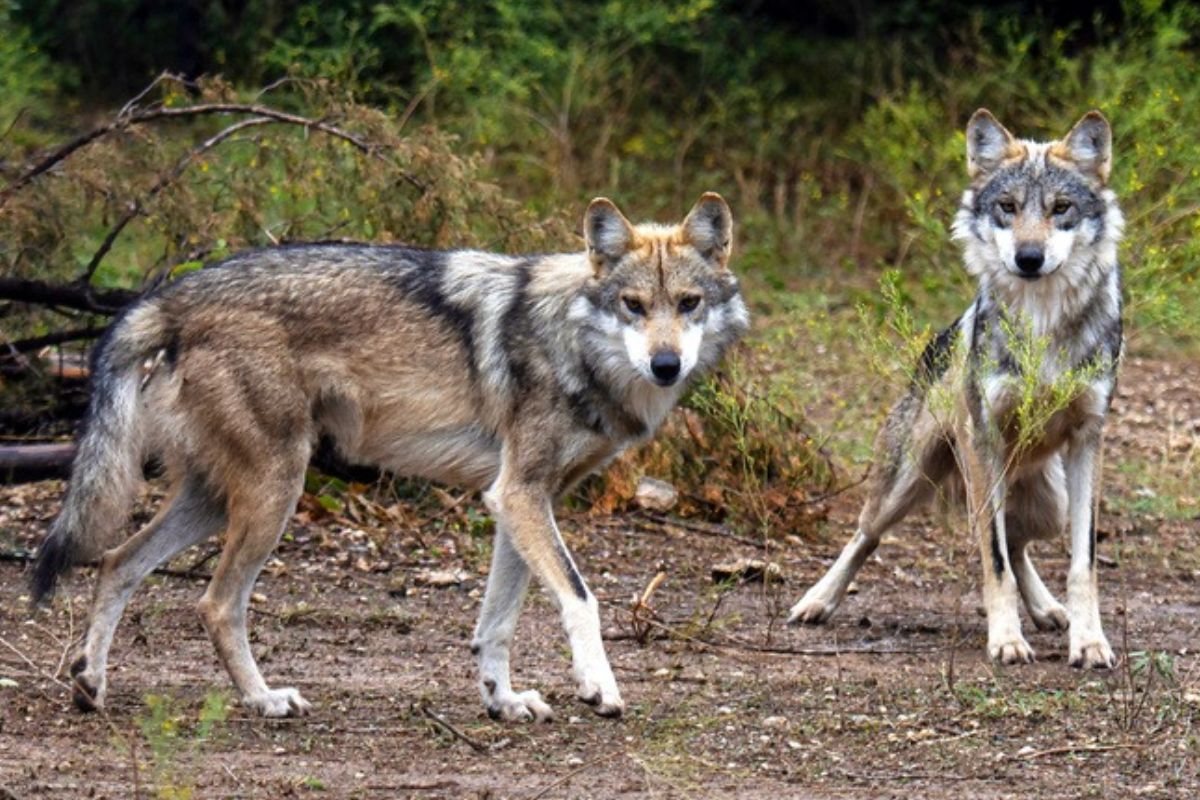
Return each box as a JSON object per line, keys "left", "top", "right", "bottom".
{"left": 983, "top": 505, "right": 1035, "bottom": 664}
{"left": 484, "top": 472, "right": 624, "bottom": 719}
{"left": 1064, "top": 432, "right": 1116, "bottom": 668}
{"left": 560, "top": 588, "right": 622, "bottom": 716}
{"left": 789, "top": 448, "right": 939, "bottom": 626}
{"left": 471, "top": 526, "right": 553, "bottom": 722}
{"left": 1010, "top": 545, "right": 1069, "bottom": 631}
{"left": 788, "top": 529, "right": 876, "bottom": 624}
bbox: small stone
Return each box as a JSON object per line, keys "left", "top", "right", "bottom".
{"left": 762, "top": 715, "right": 787, "bottom": 728}
{"left": 635, "top": 477, "right": 678, "bottom": 512}
{"left": 413, "top": 569, "right": 469, "bottom": 588}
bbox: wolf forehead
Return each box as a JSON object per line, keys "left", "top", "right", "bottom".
{"left": 589, "top": 225, "right": 739, "bottom": 300}
{"left": 971, "top": 154, "right": 1106, "bottom": 217}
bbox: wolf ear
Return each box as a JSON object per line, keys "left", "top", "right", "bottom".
{"left": 585, "top": 197, "right": 635, "bottom": 273}
{"left": 1059, "top": 110, "right": 1112, "bottom": 184}
{"left": 965, "top": 109, "right": 1021, "bottom": 178}
{"left": 682, "top": 192, "right": 733, "bottom": 268}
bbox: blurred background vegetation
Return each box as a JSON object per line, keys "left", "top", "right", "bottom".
{"left": 2, "top": 0, "right": 1197, "bottom": 534}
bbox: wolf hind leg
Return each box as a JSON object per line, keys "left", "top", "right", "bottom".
{"left": 197, "top": 463, "right": 308, "bottom": 718}
{"left": 789, "top": 422, "right": 954, "bottom": 626}
{"left": 1007, "top": 457, "right": 1069, "bottom": 632}
{"left": 470, "top": 524, "right": 553, "bottom": 722}
{"left": 70, "top": 473, "right": 226, "bottom": 712}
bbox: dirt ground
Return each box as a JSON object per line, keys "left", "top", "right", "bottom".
{"left": 1, "top": 355, "right": 1197, "bottom": 799}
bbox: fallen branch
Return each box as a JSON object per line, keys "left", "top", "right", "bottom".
{"left": 637, "top": 513, "right": 767, "bottom": 549}
{"left": 1012, "top": 741, "right": 1148, "bottom": 761}
{"left": 417, "top": 704, "right": 488, "bottom": 753}
{"left": 629, "top": 570, "right": 667, "bottom": 645}
{"left": 608, "top": 612, "right": 943, "bottom": 657}
{"left": 1, "top": 327, "right": 105, "bottom": 355}
{"left": 528, "top": 749, "right": 626, "bottom": 800}
{"left": 0, "top": 443, "right": 75, "bottom": 482}
{"left": 0, "top": 546, "right": 211, "bottom": 582}
{"left": 0, "top": 277, "right": 137, "bottom": 315}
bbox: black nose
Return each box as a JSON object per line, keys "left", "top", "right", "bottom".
{"left": 650, "top": 351, "right": 681, "bottom": 384}
{"left": 1015, "top": 245, "right": 1045, "bottom": 276}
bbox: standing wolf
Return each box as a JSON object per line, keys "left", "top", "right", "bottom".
{"left": 32, "top": 193, "right": 749, "bottom": 720}
{"left": 789, "top": 110, "right": 1123, "bottom": 669}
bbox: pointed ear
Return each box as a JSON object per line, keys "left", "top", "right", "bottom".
{"left": 682, "top": 192, "right": 733, "bottom": 268}
{"left": 584, "top": 197, "right": 635, "bottom": 273}
{"left": 965, "top": 109, "right": 1022, "bottom": 178}
{"left": 1058, "top": 110, "right": 1112, "bottom": 184}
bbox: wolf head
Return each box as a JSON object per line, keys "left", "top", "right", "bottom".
{"left": 577, "top": 193, "right": 749, "bottom": 392}
{"left": 952, "top": 109, "right": 1124, "bottom": 290}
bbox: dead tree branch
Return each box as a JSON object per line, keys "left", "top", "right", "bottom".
{"left": 0, "top": 277, "right": 136, "bottom": 315}
{"left": 1, "top": 100, "right": 379, "bottom": 206}
{"left": 80, "top": 116, "right": 274, "bottom": 283}
{"left": 2, "top": 327, "right": 105, "bottom": 355}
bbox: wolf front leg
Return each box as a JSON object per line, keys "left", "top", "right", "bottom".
{"left": 1064, "top": 423, "right": 1116, "bottom": 669}
{"left": 962, "top": 437, "right": 1034, "bottom": 664}
{"left": 471, "top": 523, "right": 554, "bottom": 722}
{"left": 483, "top": 460, "right": 624, "bottom": 719}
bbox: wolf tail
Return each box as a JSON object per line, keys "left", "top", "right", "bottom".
{"left": 31, "top": 301, "right": 170, "bottom": 603}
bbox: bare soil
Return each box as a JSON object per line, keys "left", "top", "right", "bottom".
{"left": 1, "top": 355, "right": 1197, "bottom": 799}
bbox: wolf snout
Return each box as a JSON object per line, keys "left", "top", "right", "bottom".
{"left": 650, "top": 350, "right": 682, "bottom": 385}
{"left": 1015, "top": 244, "right": 1045, "bottom": 278}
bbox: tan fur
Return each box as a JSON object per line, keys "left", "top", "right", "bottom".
{"left": 42, "top": 194, "right": 749, "bottom": 721}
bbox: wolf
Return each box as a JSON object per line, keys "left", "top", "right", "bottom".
{"left": 789, "top": 110, "right": 1124, "bottom": 669}
{"left": 31, "top": 193, "right": 749, "bottom": 720}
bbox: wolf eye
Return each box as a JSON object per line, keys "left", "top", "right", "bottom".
{"left": 998, "top": 199, "right": 1017, "bottom": 214}
{"left": 1052, "top": 199, "right": 1072, "bottom": 215}
{"left": 623, "top": 296, "right": 646, "bottom": 316}
{"left": 677, "top": 295, "right": 701, "bottom": 314}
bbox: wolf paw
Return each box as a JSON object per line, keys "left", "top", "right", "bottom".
{"left": 1069, "top": 637, "right": 1116, "bottom": 670}
{"left": 244, "top": 687, "right": 311, "bottom": 718}
{"left": 485, "top": 688, "right": 554, "bottom": 723}
{"left": 1029, "top": 602, "right": 1069, "bottom": 632}
{"left": 787, "top": 593, "right": 837, "bottom": 625}
{"left": 69, "top": 655, "right": 106, "bottom": 713}
{"left": 989, "top": 636, "right": 1036, "bottom": 665}
{"left": 577, "top": 679, "right": 625, "bottom": 718}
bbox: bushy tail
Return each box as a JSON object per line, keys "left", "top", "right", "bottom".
{"left": 31, "top": 304, "right": 166, "bottom": 603}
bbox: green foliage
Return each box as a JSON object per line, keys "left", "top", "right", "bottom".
{"left": 0, "top": 0, "right": 67, "bottom": 146}
{"left": 134, "top": 691, "right": 231, "bottom": 800}
{"left": 625, "top": 345, "right": 834, "bottom": 535}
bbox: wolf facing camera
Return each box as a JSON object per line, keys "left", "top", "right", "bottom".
{"left": 789, "top": 110, "right": 1124, "bottom": 670}
{"left": 32, "top": 193, "right": 749, "bottom": 721}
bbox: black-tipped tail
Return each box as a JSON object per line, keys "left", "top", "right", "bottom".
{"left": 29, "top": 301, "right": 163, "bottom": 605}
{"left": 31, "top": 529, "right": 76, "bottom": 605}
